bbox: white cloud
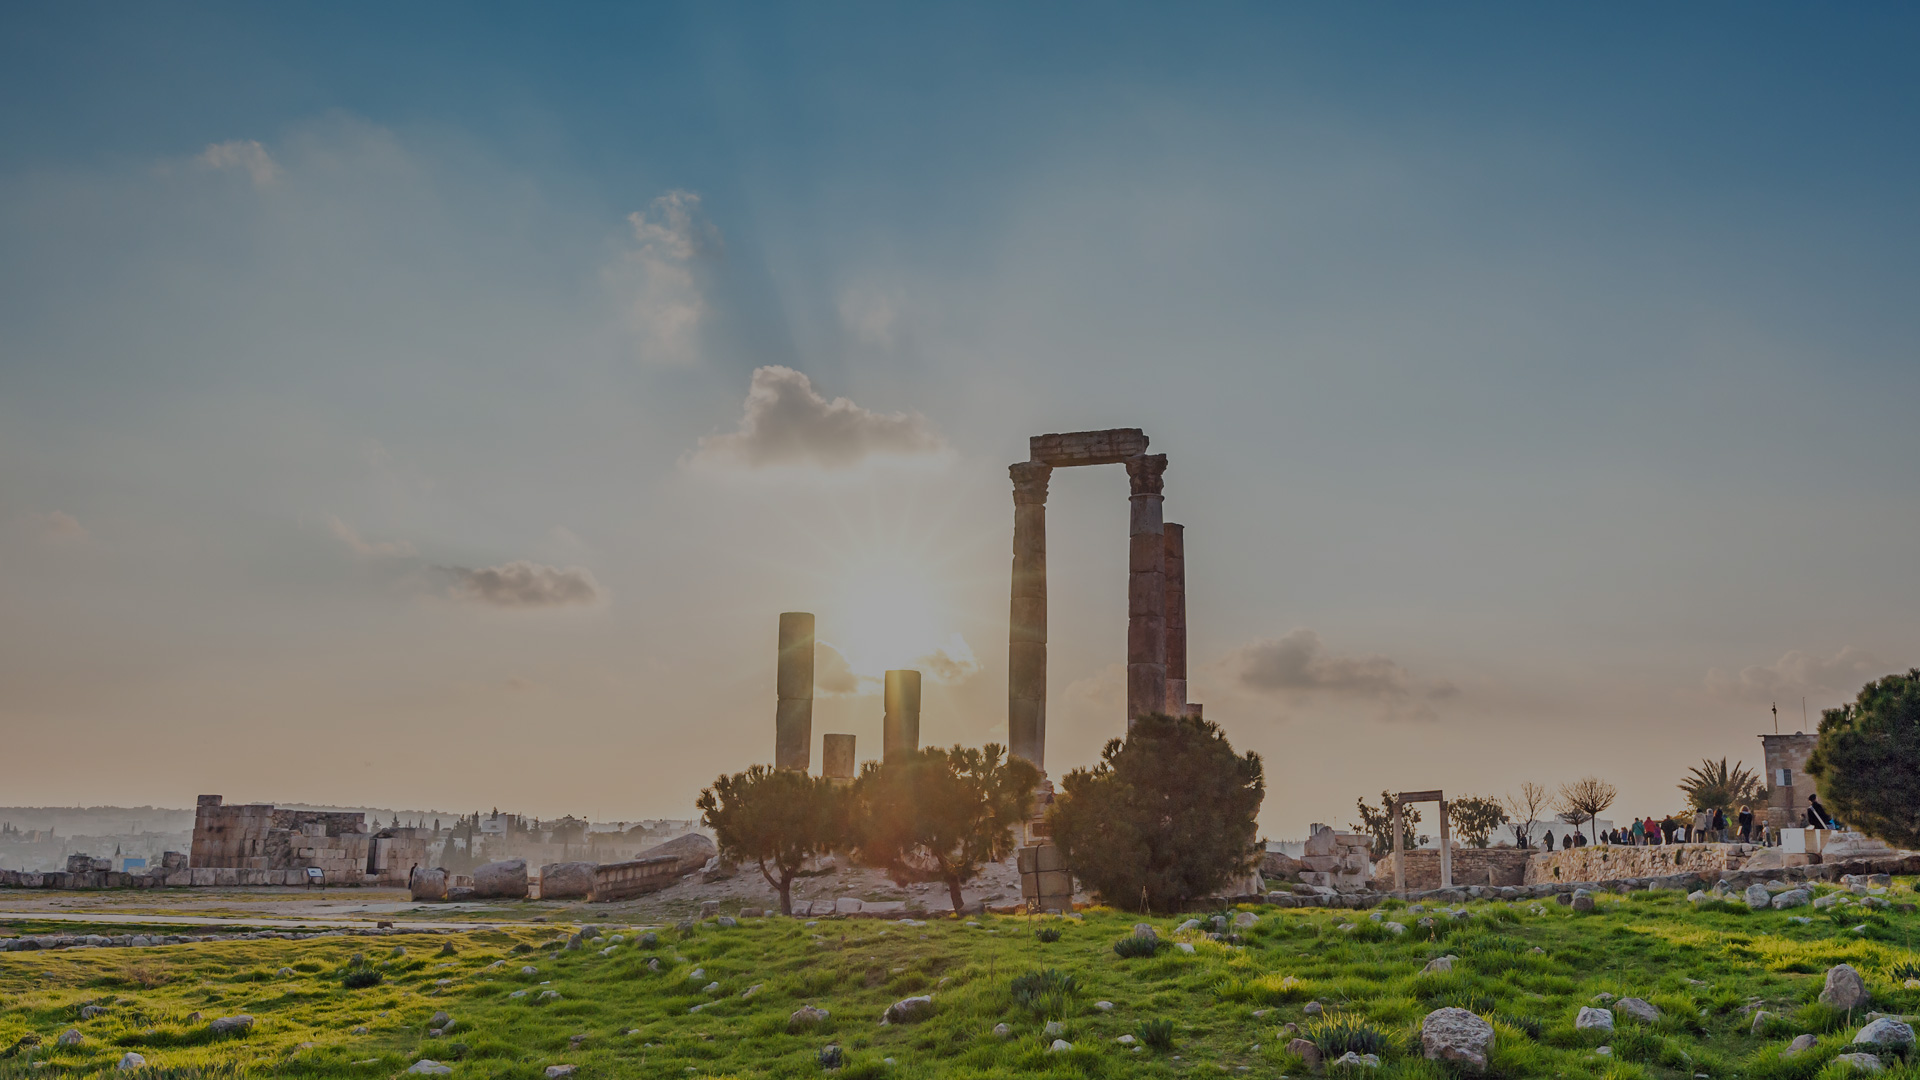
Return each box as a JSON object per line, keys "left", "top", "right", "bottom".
{"left": 838, "top": 288, "right": 900, "bottom": 348}
{"left": 915, "top": 634, "right": 981, "bottom": 684}
{"left": 1706, "top": 646, "right": 1888, "bottom": 703}
{"left": 605, "top": 190, "right": 717, "bottom": 366}
{"left": 439, "top": 561, "right": 603, "bottom": 608}
{"left": 1221, "top": 628, "right": 1456, "bottom": 721}
{"left": 326, "top": 515, "right": 417, "bottom": 559}
{"left": 688, "top": 366, "right": 946, "bottom": 470}
{"left": 198, "top": 139, "right": 279, "bottom": 186}
{"left": 815, "top": 640, "right": 863, "bottom": 696}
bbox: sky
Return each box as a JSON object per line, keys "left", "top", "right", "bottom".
{"left": 3, "top": 5, "right": 1919, "bottom": 836}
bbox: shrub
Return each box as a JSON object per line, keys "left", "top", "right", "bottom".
{"left": 1035, "top": 927, "right": 1061, "bottom": 943}
{"left": 1113, "top": 936, "right": 1163, "bottom": 959}
{"left": 1889, "top": 958, "right": 1920, "bottom": 982}
{"left": 1048, "top": 714, "right": 1264, "bottom": 912}
{"left": 340, "top": 959, "right": 383, "bottom": 990}
{"left": 1010, "top": 969, "right": 1079, "bottom": 1016}
{"left": 1137, "top": 1018, "right": 1175, "bottom": 1051}
{"left": 1305, "top": 1013, "right": 1397, "bottom": 1057}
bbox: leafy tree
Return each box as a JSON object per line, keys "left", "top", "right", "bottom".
{"left": 1350, "top": 791, "right": 1427, "bottom": 860}
{"left": 850, "top": 743, "right": 1039, "bottom": 913}
{"left": 1555, "top": 777, "right": 1617, "bottom": 838}
{"left": 1806, "top": 669, "right": 1920, "bottom": 848}
{"left": 1677, "top": 758, "right": 1765, "bottom": 815}
{"left": 1447, "top": 795, "right": 1509, "bottom": 848}
{"left": 1503, "top": 781, "right": 1550, "bottom": 848}
{"left": 1048, "top": 714, "right": 1265, "bottom": 913}
{"left": 696, "top": 765, "right": 845, "bottom": 916}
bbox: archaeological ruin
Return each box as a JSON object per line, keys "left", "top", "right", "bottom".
{"left": 1009, "top": 428, "right": 1199, "bottom": 774}
{"left": 188, "top": 795, "right": 429, "bottom": 886}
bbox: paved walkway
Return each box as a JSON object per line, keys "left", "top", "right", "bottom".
{"left": 0, "top": 910, "right": 512, "bottom": 932}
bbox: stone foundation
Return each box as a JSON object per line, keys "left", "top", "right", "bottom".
{"left": 1377, "top": 848, "right": 1531, "bottom": 890}
{"left": 1523, "top": 843, "right": 1749, "bottom": 885}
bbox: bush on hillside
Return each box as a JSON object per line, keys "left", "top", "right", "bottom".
{"left": 1047, "top": 713, "right": 1264, "bottom": 912}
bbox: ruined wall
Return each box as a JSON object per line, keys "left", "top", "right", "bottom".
{"left": 189, "top": 795, "right": 404, "bottom": 885}
{"left": 1523, "top": 843, "right": 1749, "bottom": 885}
{"left": 1375, "top": 848, "right": 1532, "bottom": 890}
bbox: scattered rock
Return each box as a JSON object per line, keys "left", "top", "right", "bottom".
{"left": 540, "top": 861, "right": 597, "bottom": 901}
{"left": 56, "top": 1030, "right": 83, "bottom": 1047}
{"left": 544, "top": 1068, "right": 577, "bottom": 1079}
{"left": 1751, "top": 1010, "right": 1775, "bottom": 1035}
{"left": 1830, "top": 1052, "right": 1884, "bottom": 1073}
{"left": 1772, "top": 889, "right": 1812, "bottom": 910}
{"left": 1615, "top": 998, "right": 1661, "bottom": 1024}
{"left": 1590, "top": 992, "right": 1616, "bottom": 1004}
{"left": 1854, "top": 1017, "right": 1916, "bottom": 1050}
{"left": 742, "top": 984, "right": 764, "bottom": 999}
{"left": 992, "top": 1023, "right": 1013, "bottom": 1039}
{"left": 1287, "top": 1037, "right": 1322, "bottom": 1070}
{"left": 430, "top": 1012, "right": 451, "bottom": 1030}
{"left": 1575, "top": 1007, "right": 1614, "bottom": 1032}
{"left": 537, "top": 991, "right": 561, "bottom": 1002}
{"left": 1049, "top": 1039, "right": 1072, "bottom": 1052}
{"left": 1330, "top": 1051, "right": 1380, "bottom": 1068}
{"left": 406, "top": 1061, "right": 452, "bottom": 1076}
{"left": 472, "top": 858, "right": 529, "bottom": 899}
{"left": 1117, "top": 1034, "right": 1136, "bottom": 1045}
{"left": 210, "top": 1016, "right": 254, "bottom": 1035}
{"left": 1422, "top": 1007, "right": 1494, "bottom": 1072}
{"left": 1176, "top": 942, "right": 1195, "bottom": 954}
{"left": 521, "top": 966, "right": 538, "bottom": 976}
{"left": 1822, "top": 965, "right": 1871, "bottom": 1010}
{"left": 1421, "top": 956, "right": 1454, "bottom": 975}
{"left": 1233, "top": 911, "right": 1259, "bottom": 929}
{"left": 1304, "top": 1001, "right": 1324, "bottom": 1016}
{"left": 882, "top": 996, "right": 934, "bottom": 1025}
{"left": 116, "top": 1052, "right": 145, "bottom": 1070}
{"left": 1571, "top": 889, "right": 1595, "bottom": 912}
{"left": 819, "top": 1044, "right": 843, "bottom": 1069}
{"left": 81, "top": 1005, "right": 109, "bottom": 1020}
{"left": 1745, "top": 883, "right": 1772, "bottom": 910}
{"left": 716, "top": 917, "right": 738, "bottom": 929}
{"left": 1786, "top": 1033, "right": 1818, "bottom": 1055}
{"left": 1132, "top": 923, "right": 1158, "bottom": 941}
{"left": 1094, "top": 1000, "right": 1113, "bottom": 1011}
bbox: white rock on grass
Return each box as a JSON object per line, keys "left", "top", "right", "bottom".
{"left": 1421, "top": 1007, "right": 1494, "bottom": 1072}
{"left": 1830, "top": 1052, "right": 1884, "bottom": 1073}
{"left": 1822, "top": 965, "right": 1871, "bottom": 1010}
{"left": 406, "top": 1061, "right": 453, "bottom": 1076}
{"left": 1575, "top": 1007, "right": 1615, "bottom": 1033}
{"left": 1421, "top": 956, "right": 1454, "bottom": 975}
{"left": 545, "top": 1067, "right": 577, "bottom": 1078}
{"left": 1330, "top": 1051, "right": 1381, "bottom": 1068}
{"left": 1094, "top": 1001, "right": 1113, "bottom": 1011}
{"left": 1854, "top": 1017, "right": 1916, "bottom": 1050}
{"left": 1043, "top": 1021, "right": 1065, "bottom": 1037}
{"left": 1750, "top": 1011, "right": 1775, "bottom": 1035}
{"left": 1049, "top": 1039, "right": 1073, "bottom": 1052}
{"left": 1785, "top": 1033, "right": 1818, "bottom": 1055}
{"left": 1117, "top": 1034, "right": 1136, "bottom": 1045}
{"left": 1176, "top": 942, "right": 1196, "bottom": 954}
{"left": 209, "top": 1016, "right": 254, "bottom": 1035}
{"left": 881, "top": 996, "right": 934, "bottom": 1025}
{"left": 117, "top": 1053, "right": 146, "bottom": 1070}
{"left": 57, "top": 1030, "right": 83, "bottom": 1047}
{"left": 1772, "top": 889, "right": 1812, "bottom": 910}
{"left": 992, "top": 1023, "right": 1013, "bottom": 1039}
{"left": 1615, "top": 998, "right": 1661, "bottom": 1023}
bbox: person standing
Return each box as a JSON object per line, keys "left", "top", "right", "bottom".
{"left": 1630, "top": 818, "right": 1645, "bottom": 845}
{"left": 1711, "top": 807, "right": 1728, "bottom": 842}
{"left": 1737, "top": 804, "right": 1754, "bottom": 843}
{"left": 1544, "top": 830, "right": 1556, "bottom": 852}
{"left": 1806, "top": 793, "right": 1833, "bottom": 830}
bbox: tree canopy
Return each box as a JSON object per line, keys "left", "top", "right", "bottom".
{"left": 1677, "top": 758, "right": 1765, "bottom": 814}
{"left": 850, "top": 743, "right": 1039, "bottom": 913}
{"left": 696, "top": 765, "right": 844, "bottom": 916}
{"left": 1049, "top": 714, "right": 1264, "bottom": 912}
{"left": 1447, "top": 795, "right": 1509, "bottom": 848}
{"left": 1350, "top": 791, "right": 1426, "bottom": 860}
{"left": 1555, "top": 777, "right": 1616, "bottom": 837}
{"left": 1806, "top": 669, "right": 1920, "bottom": 848}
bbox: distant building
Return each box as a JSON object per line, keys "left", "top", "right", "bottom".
{"left": 1760, "top": 732, "right": 1820, "bottom": 831}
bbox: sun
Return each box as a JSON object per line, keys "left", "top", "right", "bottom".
{"left": 826, "top": 551, "right": 951, "bottom": 680}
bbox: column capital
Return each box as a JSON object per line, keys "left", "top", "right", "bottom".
{"left": 1010, "top": 461, "right": 1054, "bottom": 505}
{"left": 1125, "top": 453, "right": 1167, "bottom": 496}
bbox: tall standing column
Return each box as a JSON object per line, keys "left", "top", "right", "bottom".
{"left": 775, "top": 612, "right": 814, "bottom": 771}
{"left": 1125, "top": 454, "right": 1168, "bottom": 726}
{"left": 1163, "top": 523, "right": 1188, "bottom": 716}
{"left": 1008, "top": 462, "right": 1053, "bottom": 772}
{"left": 883, "top": 669, "right": 922, "bottom": 759}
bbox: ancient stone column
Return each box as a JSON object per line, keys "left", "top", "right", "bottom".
{"left": 1008, "top": 462, "right": 1053, "bottom": 772}
{"left": 821, "top": 734, "right": 856, "bottom": 786}
{"left": 775, "top": 612, "right": 815, "bottom": 771}
{"left": 1125, "top": 454, "right": 1168, "bottom": 725}
{"left": 1163, "top": 523, "right": 1188, "bottom": 716}
{"left": 883, "top": 669, "right": 921, "bottom": 759}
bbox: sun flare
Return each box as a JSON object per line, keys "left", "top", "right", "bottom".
{"left": 827, "top": 552, "right": 953, "bottom": 680}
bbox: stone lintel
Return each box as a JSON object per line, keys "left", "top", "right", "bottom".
{"left": 1029, "top": 428, "right": 1149, "bottom": 467}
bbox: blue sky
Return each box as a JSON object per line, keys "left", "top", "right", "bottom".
{"left": 3, "top": 5, "right": 1918, "bottom": 832}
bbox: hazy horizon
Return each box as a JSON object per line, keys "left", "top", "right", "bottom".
{"left": 4, "top": 6, "right": 1918, "bottom": 835}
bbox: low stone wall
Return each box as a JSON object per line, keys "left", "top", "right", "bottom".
{"left": 1375, "top": 848, "right": 1531, "bottom": 890}
{"left": 0, "top": 867, "right": 386, "bottom": 889}
{"left": 1523, "top": 843, "right": 1748, "bottom": 885}
{"left": 591, "top": 855, "right": 687, "bottom": 902}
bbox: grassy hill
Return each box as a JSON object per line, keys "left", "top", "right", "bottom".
{"left": 4, "top": 883, "right": 1920, "bottom": 1079}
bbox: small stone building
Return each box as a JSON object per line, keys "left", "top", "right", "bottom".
{"left": 1760, "top": 733, "right": 1820, "bottom": 831}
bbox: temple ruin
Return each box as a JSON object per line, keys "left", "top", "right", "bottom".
{"left": 187, "top": 795, "right": 427, "bottom": 886}
{"left": 1008, "top": 428, "right": 1199, "bottom": 773}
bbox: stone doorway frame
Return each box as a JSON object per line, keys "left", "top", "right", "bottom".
{"left": 1390, "top": 789, "right": 1453, "bottom": 893}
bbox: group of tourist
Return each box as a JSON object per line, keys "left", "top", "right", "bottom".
{"left": 1536, "top": 795, "right": 1838, "bottom": 851}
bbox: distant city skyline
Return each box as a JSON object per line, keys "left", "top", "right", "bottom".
{"left": 3, "top": 6, "right": 1918, "bottom": 834}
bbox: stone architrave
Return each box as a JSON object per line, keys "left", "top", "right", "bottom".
{"left": 883, "top": 670, "right": 922, "bottom": 759}
{"left": 1007, "top": 462, "right": 1053, "bottom": 772}
{"left": 1124, "top": 453, "right": 1168, "bottom": 725}
{"left": 775, "top": 612, "right": 815, "bottom": 771}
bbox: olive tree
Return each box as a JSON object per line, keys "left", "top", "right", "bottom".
{"left": 849, "top": 743, "right": 1039, "bottom": 913}
{"left": 696, "top": 765, "right": 845, "bottom": 916}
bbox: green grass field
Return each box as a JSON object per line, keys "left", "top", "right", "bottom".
{"left": 6, "top": 882, "right": 1920, "bottom": 1079}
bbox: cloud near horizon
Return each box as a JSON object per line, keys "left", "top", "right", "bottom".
{"left": 1706, "top": 645, "right": 1889, "bottom": 705}
{"left": 1223, "top": 629, "right": 1456, "bottom": 721}
{"left": 688, "top": 366, "right": 946, "bottom": 470}
{"left": 438, "top": 561, "right": 604, "bottom": 608}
